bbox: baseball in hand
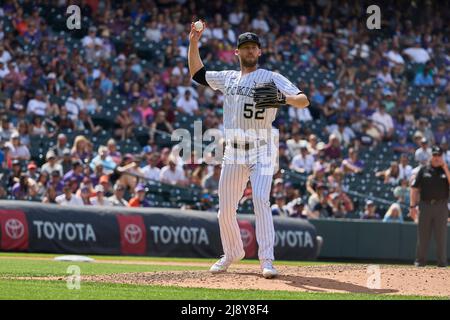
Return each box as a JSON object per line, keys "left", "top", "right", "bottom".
{"left": 194, "top": 20, "right": 203, "bottom": 32}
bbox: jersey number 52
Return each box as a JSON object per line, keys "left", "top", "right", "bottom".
{"left": 243, "top": 103, "right": 265, "bottom": 120}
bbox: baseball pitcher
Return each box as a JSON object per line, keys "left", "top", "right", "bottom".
{"left": 188, "top": 21, "right": 310, "bottom": 278}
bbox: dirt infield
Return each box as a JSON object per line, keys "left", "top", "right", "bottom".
{"left": 81, "top": 263, "right": 450, "bottom": 297}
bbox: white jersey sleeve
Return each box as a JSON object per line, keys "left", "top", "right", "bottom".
{"left": 271, "top": 72, "right": 302, "bottom": 96}
{"left": 205, "top": 70, "right": 232, "bottom": 92}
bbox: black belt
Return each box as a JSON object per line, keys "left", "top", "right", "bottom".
{"left": 230, "top": 140, "right": 267, "bottom": 150}
{"left": 421, "top": 199, "right": 448, "bottom": 205}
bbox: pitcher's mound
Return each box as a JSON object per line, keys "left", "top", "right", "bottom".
{"left": 83, "top": 264, "right": 450, "bottom": 297}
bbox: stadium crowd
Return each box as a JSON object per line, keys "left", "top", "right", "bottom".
{"left": 0, "top": 0, "right": 449, "bottom": 222}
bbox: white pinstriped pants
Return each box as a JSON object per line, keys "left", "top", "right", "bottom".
{"left": 217, "top": 145, "right": 276, "bottom": 261}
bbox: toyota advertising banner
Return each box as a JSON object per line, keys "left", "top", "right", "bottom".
{"left": 0, "top": 201, "right": 319, "bottom": 260}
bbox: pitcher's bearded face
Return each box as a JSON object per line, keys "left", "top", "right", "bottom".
{"left": 237, "top": 43, "right": 261, "bottom": 68}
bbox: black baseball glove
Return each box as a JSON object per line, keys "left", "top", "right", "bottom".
{"left": 253, "top": 80, "right": 286, "bottom": 108}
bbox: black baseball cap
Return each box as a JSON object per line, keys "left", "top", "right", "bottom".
{"left": 431, "top": 145, "right": 443, "bottom": 156}
{"left": 237, "top": 32, "right": 261, "bottom": 48}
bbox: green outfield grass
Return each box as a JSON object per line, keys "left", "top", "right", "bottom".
{"left": 0, "top": 253, "right": 447, "bottom": 300}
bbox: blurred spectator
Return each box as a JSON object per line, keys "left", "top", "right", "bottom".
{"left": 307, "top": 134, "right": 319, "bottom": 156}
{"left": 34, "top": 172, "right": 49, "bottom": 200}
{"left": 50, "top": 134, "right": 68, "bottom": 159}
{"left": 47, "top": 170, "right": 64, "bottom": 195}
{"left": 308, "top": 184, "right": 333, "bottom": 219}
{"left": 76, "top": 109, "right": 102, "bottom": 134}
{"left": 26, "top": 90, "right": 48, "bottom": 117}
{"left": 30, "top": 115, "right": 50, "bottom": 137}
{"left": 326, "top": 117, "right": 355, "bottom": 147}
{"left": 287, "top": 198, "right": 308, "bottom": 219}
{"left": 277, "top": 143, "right": 290, "bottom": 170}
{"left": 342, "top": 148, "right": 364, "bottom": 174}
{"left": 251, "top": 11, "right": 269, "bottom": 33}
{"left": 106, "top": 138, "right": 122, "bottom": 164}
{"left": 392, "top": 136, "right": 416, "bottom": 154}
{"left": 327, "top": 167, "right": 344, "bottom": 191}
{"left": 403, "top": 41, "right": 430, "bottom": 63}
{"left": 5, "top": 132, "right": 30, "bottom": 160}
{"left": 361, "top": 200, "right": 381, "bottom": 220}
{"left": 26, "top": 162, "right": 39, "bottom": 181}
{"left": 376, "top": 161, "right": 401, "bottom": 185}
{"left": 138, "top": 97, "right": 155, "bottom": 127}
{"left": 290, "top": 143, "right": 314, "bottom": 174}
{"left": 90, "top": 145, "right": 116, "bottom": 174}
{"left": 83, "top": 89, "right": 100, "bottom": 114}
{"left": 383, "top": 203, "right": 404, "bottom": 223}
{"left": 271, "top": 193, "right": 289, "bottom": 216}
{"left": 414, "top": 64, "right": 434, "bottom": 87}
{"left": 176, "top": 90, "right": 199, "bottom": 116}
{"left": 12, "top": 173, "right": 36, "bottom": 200}
{"left": 333, "top": 186, "right": 354, "bottom": 212}
{"left": 54, "top": 106, "right": 75, "bottom": 131}
{"left": 82, "top": 26, "right": 102, "bottom": 62}
{"left": 63, "top": 160, "right": 84, "bottom": 186}
{"left": 202, "top": 164, "right": 221, "bottom": 194}
{"left": 376, "top": 64, "right": 394, "bottom": 85}
{"left": 160, "top": 156, "right": 187, "bottom": 186}
{"left": 114, "top": 109, "right": 135, "bottom": 140}
{"left": 141, "top": 152, "right": 161, "bottom": 182}
{"left": 16, "top": 120, "right": 30, "bottom": 147}
{"left": 89, "top": 162, "right": 105, "bottom": 186}
{"left": 71, "top": 135, "right": 92, "bottom": 163}
{"left": 284, "top": 182, "right": 301, "bottom": 203}
{"left": 416, "top": 118, "right": 435, "bottom": 144}
{"left": 149, "top": 111, "right": 174, "bottom": 145}
{"left": 145, "top": 20, "right": 162, "bottom": 42}
{"left": 55, "top": 183, "right": 83, "bottom": 206}
{"left": 79, "top": 186, "right": 93, "bottom": 205}
{"left": 0, "top": 116, "right": 13, "bottom": 142}
{"left": 99, "top": 175, "right": 113, "bottom": 197}
{"left": 108, "top": 183, "right": 129, "bottom": 207}
{"left": 398, "top": 154, "right": 413, "bottom": 180}
{"left": 65, "top": 90, "right": 83, "bottom": 121}
{"left": 328, "top": 192, "right": 348, "bottom": 218}
{"left": 289, "top": 105, "right": 313, "bottom": 122}
{"left": 306, "top": 167, "right": 327, "bottom": 196}
{"left": 414, "top": 138, "right": 431, "bottom": 165}
{"left": 42, "top": 186, "right": 57, "bottom": 204}
{"left": 442, "top": 142, "right": 450, "bottom": 165}
{"left": 129, "top": 184, "right": 151, "bottom": 207}
{"left": 90, "top": 184, "right": 112, "bottom": 206}
{"left": 393, "top": 178, "right": 410, "bottom": 205}
{"left": 356, "top": 120, "right": 382, "bottom": 145}
{"left": 0, "top": 44, "right": 11, "bottom": 64}
{"left": 59, "top": 149, "right": 73, "bottom": 174}
{"left": 286, "top": 131, "right": 304, "bottom": 158}
{"left": 41, "top": 150, "right": 63, "bottom": 176}
{"left": 434, "top": 122, "right": 449, "bottom": 146}
{"left": 323, "top": 134, "right": 342, "bottom": 160}
{"left": 370, "top": 104, "right": 394, "bottom": 140}
{"left": 308, "top": 183, "right": 329, "bottom": 210}
{"left": 116, "top": 154, "right": 142, "bottom": 191}
{"left": 191, "top": 163, "right": 209, "bottom": 187}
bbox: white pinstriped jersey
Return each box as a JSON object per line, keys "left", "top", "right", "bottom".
{"left": 205, "top": 69, "right": 301, "bottom": 135}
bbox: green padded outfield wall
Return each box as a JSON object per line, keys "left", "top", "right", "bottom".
{"left": 310, "top": 219, "right": 450, "bottom": 263}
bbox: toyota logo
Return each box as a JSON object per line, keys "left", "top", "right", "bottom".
{"left": 5, "top": 219, "right": 25, "bottom": 240}
{"left": 124, "top": 224, "right": 142, "bottom": 244}
{"left": 240, "top": 228, "right": 253, "bottom": 248}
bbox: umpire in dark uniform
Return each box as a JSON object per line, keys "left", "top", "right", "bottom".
{"left": 410, "top": 145, "right": 450, "bottom": 267}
